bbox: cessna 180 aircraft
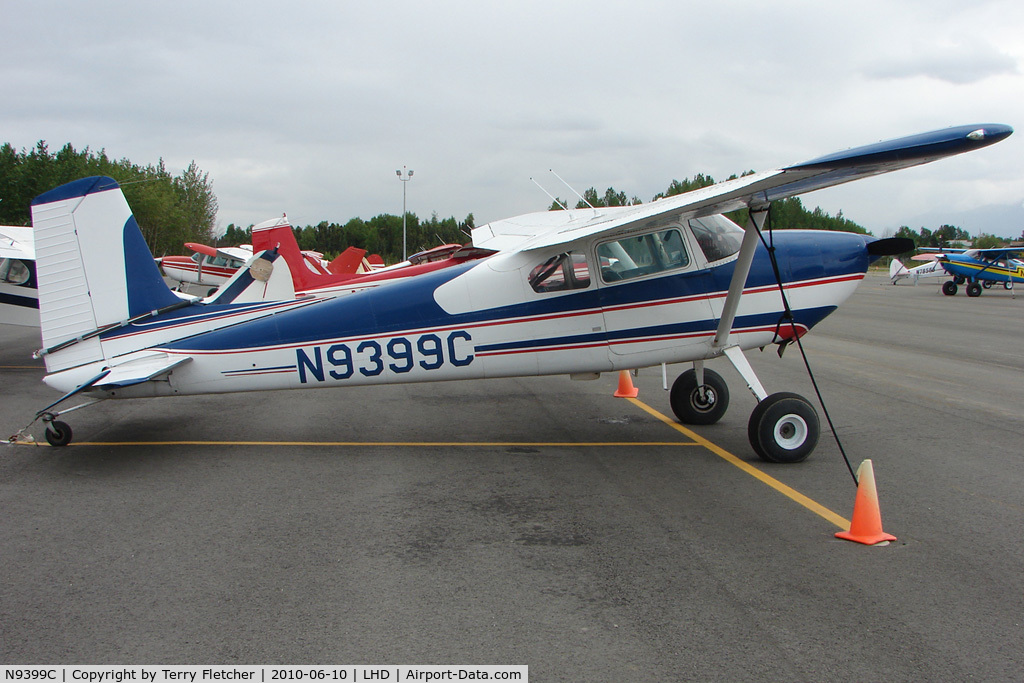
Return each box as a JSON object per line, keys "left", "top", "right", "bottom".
{"left": 11, "top": 123, "right": 1011, "bottom": 463}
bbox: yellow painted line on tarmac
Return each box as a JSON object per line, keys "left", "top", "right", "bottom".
{"left": 10, "top": 397, "right": 847, "bottom": 530}
{"left": 66, "top": 441, "right": 697, "bottom": 448}
{"left": 626, "top": 397, "right": 851, "bottom": 530}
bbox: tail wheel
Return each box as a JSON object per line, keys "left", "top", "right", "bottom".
{"left": 45, "top": 420, "right": 73, "bottom": 447}
{"left": 670, "top": 368, "right": 730, "bottom": 425}
{"left": 748, "top": 392, "right": 819, "bottom": 463}
{"left": 966, "top": 282, "right": 982, "bottom": 297}
{"left": 941, "top": 281, "right": 958, "bottom": 296}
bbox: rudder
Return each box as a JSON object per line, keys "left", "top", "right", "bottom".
{"left": 30, "top": 176, "right": 180, "bottom": 372}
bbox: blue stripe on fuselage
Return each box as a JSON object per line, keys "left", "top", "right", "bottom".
{"left": 159, "top": 230, "right": 870, "bottom": 353}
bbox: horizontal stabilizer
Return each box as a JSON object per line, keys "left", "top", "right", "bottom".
{"left": 96, "top": 353, "right": 192, "bottom": 388}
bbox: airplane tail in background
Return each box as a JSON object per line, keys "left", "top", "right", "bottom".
{"left": 251, "top": 215, "right": 365, "bottom": 291}
{"left": 204, "top": 248, "right": 296, "bottom": 304}
{"left": 30, "top": 176, "right": 185, "bottom": 373}
{"left": 889, "top": 258, "right": 910, "bottom": 283}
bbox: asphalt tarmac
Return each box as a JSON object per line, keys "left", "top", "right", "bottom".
{"left": 2, "top": 272, "right": 1022, "bottom": 681}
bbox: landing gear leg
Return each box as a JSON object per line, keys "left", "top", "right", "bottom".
{"left": 6, "top": 369, "right": 109, "bottom": 447}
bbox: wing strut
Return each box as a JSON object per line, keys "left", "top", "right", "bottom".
{"left": 713, "top": 206, "right": 768, "bottom": 350}
{"left": 708, "top": 205, "right": 771, "bottom": 401}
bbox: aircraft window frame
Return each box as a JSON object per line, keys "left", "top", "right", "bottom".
{"left": 527, "top": 252, "right": 592, "bottom": 293}
{"left": 688, "top": 215, "right": 744, "bottom": 263}
{"left": 596, "top": 228, "right": 690, "bottom": 283}
{"left": 0, "top": 258, "right": 30, "bottom": 286}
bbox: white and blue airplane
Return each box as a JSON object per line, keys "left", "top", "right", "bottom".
{"left": 11, "top": 123, "right": 1012, "bottom": 461}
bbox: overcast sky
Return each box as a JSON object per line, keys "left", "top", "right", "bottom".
{"left": 4, "top": 0, "right": 1023, "bottom": 238}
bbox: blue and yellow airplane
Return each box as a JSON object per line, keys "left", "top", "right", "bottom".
{"left": 931, "top": 248, "right": 1024, "bottom": 296}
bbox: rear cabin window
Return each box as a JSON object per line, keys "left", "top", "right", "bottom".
{"left": 528, "top": 252, "right": 591, "bottom": 293}
{"left": 0, "top": 258, "right": 30, "bottom": 285}
{"left": 597, "top": 229, "right": 689, "bottom": 282}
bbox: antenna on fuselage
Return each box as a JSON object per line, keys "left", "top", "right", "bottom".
{"left": 550, "top": 169, "right": 595, "bottom": 210}
{"left": 530, "top": 176, "right": 569, "bottom": 211}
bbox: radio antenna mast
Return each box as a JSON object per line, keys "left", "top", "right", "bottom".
{"left": 550, "top": 169, "right": 595, "bottom": 210}
{"left": 530, "top": 177, "right": 568, "bottom": 211}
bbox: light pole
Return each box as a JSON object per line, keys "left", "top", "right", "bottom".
{"left": 396, "top": 166, "right": 414, "bottom": 261}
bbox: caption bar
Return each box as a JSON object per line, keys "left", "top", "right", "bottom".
{"left": 1, "top": 667, "right": 527, "bottom": 683}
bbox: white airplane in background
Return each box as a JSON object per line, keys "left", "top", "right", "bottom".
{"left": 0, "top": 225, "right": 38, "bottom": 326}
{"left": 889, "top": 255, "right": 946, "bottom": 284}
{"left": 10, "top": 123, "right": 1012, "bottom": 464}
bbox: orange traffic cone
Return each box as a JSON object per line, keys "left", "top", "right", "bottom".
{"left": 835, "top": 459, "right": 896, "bottom": 545}
{"left": 613, "top": 370, "right": 639, "bottom": 398}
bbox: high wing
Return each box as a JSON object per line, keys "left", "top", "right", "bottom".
{"left": 472, "top": 124, "right": 1012, "bottom": 252}
{"left": 184, "top": 242, "right": 253, "bottom": 262}
{"left": 0, "top": 225, "right": 34, "bottom": 260}
{"left": 964, "top": 248, "right": 1024, "bottom": 259}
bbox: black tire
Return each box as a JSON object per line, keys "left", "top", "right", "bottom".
{"left": 966, "top": 282, "right": 982, "bottom": 298}
{"left": 954, "top": 275, "right": 966, "bottom": 285}
{"left": 747, "top": 392, "right": 819, "bottom": 463}
{"left": 45, "top": 420, "right": 73, "bottom": 447}
{"left": 1005, "top": 281, "right": 1014, "bottom": 290}
{"left": 670, "top": 368, "right": 730, "bottom": 425}
{"left": 941, "top": 280, "right": 958, "bottom": 296}
{"left": 982, "top": 281, "right": 993, "bottom": 289}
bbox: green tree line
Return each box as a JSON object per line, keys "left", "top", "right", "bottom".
{"left": 221, "top": 211, "right": 476, "bottom": 264}
{"left": 891, "top": 224, "right": 1012, "bottom": 253}
{"left": 0, "top": 141, "right": 217, "bottom": 256}
{"left": 551, "top": 172, "right": 868, "bottom": 234}
{"left": 11, "top": 141, "right": 1004, "bottom": 266}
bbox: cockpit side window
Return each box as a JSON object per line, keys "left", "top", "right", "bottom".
{"left": 597, "top": 228, "right": 689, "bottom": 283}
{"left": 688, "top": 215, "right": 743, "bottom": 263}
{"left": 528, "top": 252, "right": 591, "bottom": 293}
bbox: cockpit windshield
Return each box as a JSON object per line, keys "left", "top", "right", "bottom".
{"left": 688, "top": 215, "right": 744, "bottom": 263}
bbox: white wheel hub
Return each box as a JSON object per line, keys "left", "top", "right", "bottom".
{"left": 774, "top": 414, "right": 808, "bottom": 450}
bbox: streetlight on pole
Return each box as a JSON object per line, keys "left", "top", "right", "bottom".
{"left": 396, "top": 166, "right": 414, "bottom": 261}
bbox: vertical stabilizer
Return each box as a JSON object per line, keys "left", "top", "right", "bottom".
{"left": 251, "top": 215, "right": 328, "bottom": 291}
{"left": 204, "top": 249, "right": 297, "bottom": 304}
{"left": 30, "top": 176, "right": 180, "bottom": 372}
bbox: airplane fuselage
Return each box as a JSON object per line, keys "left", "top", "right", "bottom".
{"left": 941, "top": 255, "right": 1024, "bottom": 284}
{"left": 46, "top": 228, "right": 873, "bottom": 399}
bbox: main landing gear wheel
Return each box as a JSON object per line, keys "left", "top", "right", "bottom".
{"left": 941, "top": 281, "right": 958, "bottom": 296}
{"left": 747, "top": 392, "right": 819, "bottom": 463}
{"left": 966, "top": 282, "right": 982, "bottom": 297}
{"left": 1005, "top": 281, "right": 1014, "bottom": 290}
{"left": 954, "top": 275, "right": 966, "bottom": 285}
{"left": 670, "top": 368, "right": 730, "bottom": 425}
{"left": 982, "top": 281, "right": 993, "bottom": 289}
{"left": 44, "top": 420, "right": 73, "bottom": 447}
